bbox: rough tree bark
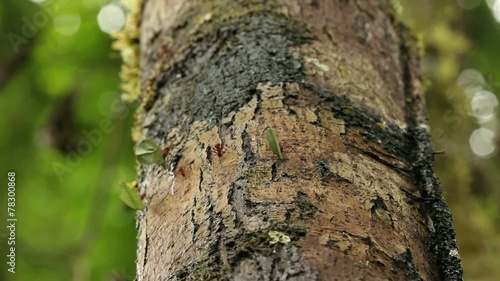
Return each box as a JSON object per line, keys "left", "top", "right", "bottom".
{"left": 127, "top": 0, "right": 463, "bottom": 280}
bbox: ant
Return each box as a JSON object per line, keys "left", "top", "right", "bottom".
{"left": 160, "top": 44, "right": 172, "bottom": 56}
{"left": 214, "top": 142, "right": 224, "bottom": 158}
{"left": 156, "top": 44, "right": 172, "bottom": 60}
{"left": 279, "top": 143, "right": 295, "bottom": 153}
{"left": 162, "top": 145, "right": 172, "bottom": 158}
{"left": 206, "top": 142, "right": 224, "bottom": 163}
{"left": 140, "top": 192, "right": 146, "bottom": 200}
{"left": 176, "top": 166, "right": 186, "bottom": 178}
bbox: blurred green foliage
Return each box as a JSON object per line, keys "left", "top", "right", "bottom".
{"left": 1, "top": 1, "right": 137, "bottom": 280}
{"left": 0, "top": 0, "right": 498, "bottom": 281}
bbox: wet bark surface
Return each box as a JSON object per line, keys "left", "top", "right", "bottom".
{"left": 134, "top": 0, "right": 463, "bottom": 280}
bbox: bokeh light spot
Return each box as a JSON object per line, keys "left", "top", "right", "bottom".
{"left": 469, "top": 128, "right": 497, "bottom": 157}
{"left": 457, "top": 0, "right": 481, "bottom": 10}
{"left": 53, "top": 14, "right": 81, "bottom": 36}
{"left": 493, "top": 0, "right": 500, "bottom": 22}
{"left": 470, "top": 91, "right": 499, "bottom": 123}
{"left": 97, "top": 4, "right": 126, "bottom": 34}
{"left": 457, "top": 68, "right": 485, "bottom": 97}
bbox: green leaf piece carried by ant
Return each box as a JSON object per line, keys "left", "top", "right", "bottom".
{"left": 119, "top": 181, "right": 145, "bottom": 210}
{"left": 135, "top": 139, "right": 165, "bottom": 166}
{"left": 265, "top": 127, "right": 283, "bottom": 159}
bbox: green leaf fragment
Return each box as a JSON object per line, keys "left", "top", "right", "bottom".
{"left": 135, "top": 139, "right": 165, "bottom": 165}
{"left": 265, "top": 127, "right": 283, "bottom": 159}
{"left": 119, "top": 181, "right": 145, "bottom": 210}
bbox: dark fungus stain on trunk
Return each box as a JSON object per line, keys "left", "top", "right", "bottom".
{"left": 145, "top": 11, "right": 314, "bottom": 141}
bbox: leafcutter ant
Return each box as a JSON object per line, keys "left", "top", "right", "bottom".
{"left": 176, "top": 166, "right": 186, "bottom": 178}
{"left": 214, "top": 142, "right": 224, "bottom": 158}
{"left": 162, "top": 145, "right": 172, "bottom": 158}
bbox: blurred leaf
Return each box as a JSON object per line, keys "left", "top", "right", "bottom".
{"left": 119, "top": 181, "right": 144, "bottom": 210}
{"left": 135, "top": 139, "right": 165, "bottom": 165}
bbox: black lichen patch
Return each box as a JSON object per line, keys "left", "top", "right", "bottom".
{"left": 225, "top": 231, "right": 276, "bottom": 261}
{"left": 397, "top": 22, "right": 463, "bottom": 280}
{"left": 426, "top": 199, "right": 463, "bottom": 280}
{"left": 145, "top": 11, "right": 314, "bottom": 141}
{"left": 173, "top": 226, "right": 308, "bottom": 280}
{"left": 241, "top": 130, "right": 257, "bottom": 167}
{"left": 315, "top": 160, "right": 352, "bottom": 183}
{"left": 292, "top": 191, "right": 319, "bottom": 220}
{"left": 301, "top": 83, "right": 411, "bottom": 162}
{"left": 174, "top": 241, "right": 226, "bottom": 281}
{"left": 225, "top": 226, "right": 308, "bottom": 263}
{"left": 370, "top": 196, "right": 388, "bottom": 213}
{"left": 270, "top": 162, "right": 279, "bottom": 182}
{"left": 403, "top": 114, "right": 463, "bottom": 281}
{"left": 309, "top": 0, "right": 320, "bottom": 8}
{"left": 392, "top": 248, "right": 424, "bottom": 281}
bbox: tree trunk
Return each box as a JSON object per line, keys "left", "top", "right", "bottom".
{"left": 131, "top": 0, "right": 463, "bottom": 280}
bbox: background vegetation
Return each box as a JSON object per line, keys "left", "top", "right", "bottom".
{"left": 0, "top": 0, "right": 498, "bottom": 280}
